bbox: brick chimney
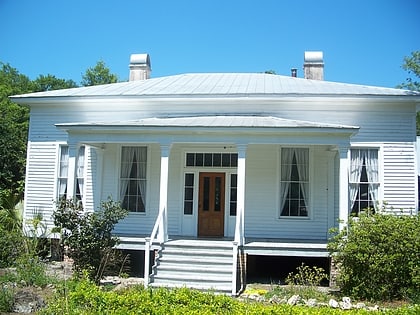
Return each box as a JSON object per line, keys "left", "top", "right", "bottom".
{"left": 129, "top": 54, "right": 151, "bottom": 81}
{"left": 303, "top": 51, "right": 324, "bottom": 80}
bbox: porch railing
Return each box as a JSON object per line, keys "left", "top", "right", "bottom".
{"left": 144, "top": 206, "right": 167, "bottom": 288}
{"left": 232, "top": 205, "right": 244, "bottom": 295}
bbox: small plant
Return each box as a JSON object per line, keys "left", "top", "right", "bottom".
{"left": 0, "top": 284, "right": 15, "bottom": 313}
{"left": 286, "top": 263, "right": 329, "bottom": 287}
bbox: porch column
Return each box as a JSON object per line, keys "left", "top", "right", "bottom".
{"left": 66, "top": 142, "right": 78, "bottom": 199}
{"left": 338, "top": 146, "right": 350, "bottom": 231}
{"left": 235, "top": 144, "right": 247, "bottom": 245}
{"left": 158, "top": 143, "right": 171, "bottom": 243}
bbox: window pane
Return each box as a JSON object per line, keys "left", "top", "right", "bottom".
{"left": 204, "top": 153, "right": 212, "bottom": 166}
{"left": 185, "top": 173, "right": 194, "bottom": 186}
{"left": 203, "top": 177, "right": 210, "bottom": 211}
{"left": 184, "top": 201, "right": 193, "bottom": 215}
{"left": 214, "top": 176, "right": 221, "bottom": 211}
{"left": 231, "top": 154, "right": 238, "bottom": 167}
{"left": 196, "top": 153, "right": 204, "bottom": 166}
{"left": 213, "top": 153, "right": 221, "bottom": 167}
{"left": 186, "top": 153, "right": 195, "bottom": 166}
{"left": 230, "top": 174, "right": 237, "bottom": 216}
{"left": 222, "top": 154, "right": 230, "bottom": 167}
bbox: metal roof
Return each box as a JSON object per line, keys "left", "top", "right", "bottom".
{"left": 11, "top": 73, "right": 420, "bottom": 99}
{"left": 56, "top": 115, "right": 359, "bottom": 130}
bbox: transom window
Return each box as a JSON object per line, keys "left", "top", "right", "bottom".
{"left": 349, "top": 148, "right": 379, "bottom": 215}
{"left": 120, "top": 146, "right": 147, "bottom": 212}
{"left": 186, "top": 153, "right": 238, "bottom": 167}
{"left": 280, "top": 148, "right": 309, "bottom": 217}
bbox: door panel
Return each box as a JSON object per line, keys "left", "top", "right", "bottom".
{"left": 198, "top": 172, "right": 225, "bottom": 237}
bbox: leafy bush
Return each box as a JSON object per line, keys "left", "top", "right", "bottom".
{"left": 0, "top": 227, "right": 24, "bottom": 268}
{"left": 40, "top": 277, "right": 420, "bottom": 314}
{"left": 328, "top": 211, "right": 420, "bottom": 301}
{"left": 52, "top": 197, "right": 128, "bottom": 283}
{"left": 0, "top": 284, "right": 15, "bottom": 313}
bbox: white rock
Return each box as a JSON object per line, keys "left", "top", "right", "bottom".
{"left": 329, "top": 298, "right": 339, "bottom": 308}
{"left": 287, "top": 294, "right": 300, "bottom": 305}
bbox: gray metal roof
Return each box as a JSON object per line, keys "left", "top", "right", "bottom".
{"left": 56, "top": 115, "right": 359, "bottom": 130}
{"left": 12, "top": 73, "right": 420, "bottom": 99}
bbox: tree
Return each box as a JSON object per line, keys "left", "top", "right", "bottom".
{"left": 32, "top": 74, "right": 78, "bottom": 92}
{"left": 81, "top": 60, "right": 118, "bottom": 86}
{"left": 397, "top": 51, "right": 420, "bottom": 135}
{"left": 0, "top": 63, "right": 31, "bottom": 195}
{"left": 398, "top": 51, "right": 420, "bottom": 92}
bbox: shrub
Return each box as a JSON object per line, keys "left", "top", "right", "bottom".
{"left": 0, "top": 227, "right": 24, "bottom": 268}
{"left": 328, "top": 211, "right": 420, "bottom": 301}
{"left": 52, "top": 197, "right": 128, "bottom": 283}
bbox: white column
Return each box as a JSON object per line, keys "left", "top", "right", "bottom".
{"left": 66, "top": 142, "right": 78, "bottom": 199}
{"left": 158, "top": 144, "right": 171, "bottom": 243}
{"left": 234, "top": 144, "right": 247, "bottom": 245}
{"left": 338, "top": 146, "right": 350, "bottom": 231}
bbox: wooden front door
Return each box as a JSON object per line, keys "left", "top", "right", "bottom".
{"left": 198, "top": 172, "right": 225, "bottom": 237}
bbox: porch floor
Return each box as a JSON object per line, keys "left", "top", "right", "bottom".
{"left": 116, "top": 235, "right": 329, "bottom": 257}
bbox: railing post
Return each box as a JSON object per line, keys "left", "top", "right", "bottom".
{"left": 144, "top": 237, "right": 151, "bottom": 287}
{"left": 232, "top": 241, "right": 238, "bottom": 296}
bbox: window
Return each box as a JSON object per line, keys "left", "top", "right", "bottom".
{"left": 280, "top": 148, "right": 309, "bottom": 217}
{"left": 230, "top": 174, "right": 237, "bottom": 216}
{"left": 75, "top": 146, "right": 85, "bottom": 203}
{"left": 57, "top": 145, "right": 69, "bottom": 200}
{"left": 186, "top": 153, "right": 238, "bottom": 167}
{"left": 349, "top": 148, "right": 379, "bottom": 215}
{"left": 183, "top": 173, "right": 194, "bottom": 215}
{"left": 120, "top": 147, "right": 147, "bottom": 212}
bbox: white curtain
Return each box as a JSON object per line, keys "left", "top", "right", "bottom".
{"left": 295, "top": 148, "right": 309, "bottom": 208}
{"left": 365, "top": 149, "right": 379, "bottom": 208}
{"left": 120, "top": 147, "right": 147, "bottom": 208}
{"left": 58, "top": 146, "right": 69, "bottom": 198}
{"left": 120, "top": 147, "right": 137, "bottom": 201}
{"left": 349, "top": 149, "right": 379, "bottom": 210}
{"left": 280, "top": 148, "right": 294, "bottom": 211}
{"left": 76, "top": 146, "right": 85, "bottom": 200}
{"left": 349, "top": 149, "right": 363, "bottom": 210}
{"left": 137, "top": 147, "right": 147, "bottom": 205}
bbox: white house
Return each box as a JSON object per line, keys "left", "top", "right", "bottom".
{"left": 11, "top": 52, "right": 420, "bottom": 294}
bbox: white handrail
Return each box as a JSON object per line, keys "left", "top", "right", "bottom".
{"left": 231, "top": 241, "right": 238, "bottom": 296}
{"left": 144, "top": 206, "right": 167, "bottom": 287}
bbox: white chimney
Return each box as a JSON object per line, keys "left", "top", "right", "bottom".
{"left": 129, "top": 54, "right": 151, "bottom": 81}
{"left": 303, "top": 51, "right": 324, "bottom": 80}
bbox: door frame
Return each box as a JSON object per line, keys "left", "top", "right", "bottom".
{"left": 197, "top": 172, "right": 225, "bottom": 237}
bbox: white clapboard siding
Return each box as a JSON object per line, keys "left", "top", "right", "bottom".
{"left": 382, "top": 142, "right": 417, "bottom": 213}
{"left": 24, "top": 141, "right": 58, "bottom": 229}
{"left": 244, "top": 145, "right": 331, "bottom": 240}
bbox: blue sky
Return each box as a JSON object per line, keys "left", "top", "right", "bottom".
{"left": 0, "top": 0, "right": 419, "bottom": 88}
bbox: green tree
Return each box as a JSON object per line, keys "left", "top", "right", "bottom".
{"left": 398, "top": 51, "right": 420, "bottom": 92}
{"left": 397, "top": 51, "right": 420, "bottom": 135}
{"left": 32, "top": 74, "right": 78, "bottom": 92}
{"left": 81, "top": 60, "right": 118, "bottom": 86}
{"left": 0, "top": 62, "right": 32, "bottom": 195}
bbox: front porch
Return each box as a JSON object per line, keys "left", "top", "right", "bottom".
{"left": 116, "top": 235, "right": 329, "bottom": 295}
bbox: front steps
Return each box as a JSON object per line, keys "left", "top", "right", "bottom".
{"left": 150, "top": 239, "right": 234, "bottom": 293}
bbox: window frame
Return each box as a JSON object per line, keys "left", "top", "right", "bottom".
{"left": 349, "top": 146, "right": 381, "bottom": 215}
{"left": 57, "top": 144, "right": 69, "bottom": 200}
{"left": 279, "top": 147, "right": 311, "bottom": 219}
{"left": 119, "top": 145, "right": 149, "bottom": 214}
